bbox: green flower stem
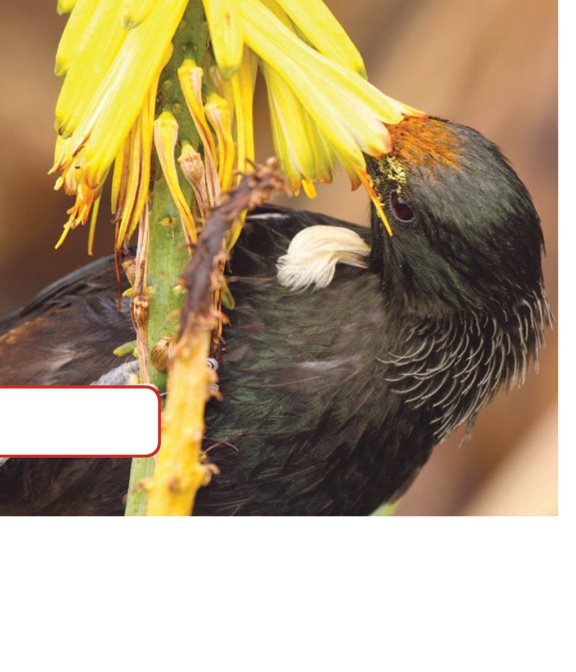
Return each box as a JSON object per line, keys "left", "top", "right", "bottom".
{"left": 125, "top": 455, "right": 155, "bottom": 516}
{"left": 372, "top": 502, "right": 399, "bottom": 516}
{"left": 124, "top": 1, "right": 208, "bottom": 516}
{"left": 124, "top": 177, "right": 190, "bottom": 517}
{"left": 146, "top": 177, "right": 192, "bottom": 390}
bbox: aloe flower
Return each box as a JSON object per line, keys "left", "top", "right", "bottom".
{"left": 52, "top": 0, "right": 188, "bottom": 250}
{"left": 52, "top": 0, "right": 421, "bottom": 249}
{"left": 50, "top": 0, "right": 423, "bottom": 516}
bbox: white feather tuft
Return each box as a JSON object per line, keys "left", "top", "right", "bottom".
{"left": 277, "top": 225, "right": 371, "bottom": 292}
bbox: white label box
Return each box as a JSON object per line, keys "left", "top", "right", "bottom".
{"left": 0, "top": 386, "right": 160, "bottom": 457}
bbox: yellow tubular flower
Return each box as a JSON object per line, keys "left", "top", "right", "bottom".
{"left": 301, "top": 179, "right": 317, "bottom": 199}
{"left": 356, "top": 170, "right": 393, "bottom": 236}
{"left": 230, "top": 48, "right": 258, "bottom": 176}
{"left": 153, "top": 112, "right": 198, "bottom": 244}
{"left": 225, "top": 51, "right": 257, "bottom": 248}
{"left": 178, "top": 60, "right": 220, "bottom": 204}
{"left": 209, "top": 64, "right": 235, "bottom": 118}
{"left": 202, "top": 0, "right": 244, "bottom": 79}
{"left": 304, "top": 113, "right": 338, "bottom": 185}
{"left": 58, "top": 6, "right": 182, "bottom": 188}
{"left": 53, "top": 0, "right": 417, "bottom": 252}
{"left": 271, "top": 0, "right": 367, "bottom": 76}
{"left": 111, "top": 139, "right": 129, "bottom": 219}
{"left": 178, "top": 61, "right": 218, "bottom": 165}
{"left": 126, "top": 77, "right": 156, "bottom": 243}
{"left": 110, "top": 63, "right": 159, "bottom": 248}
{"left": 55, "top": 0, "right": 99, "bottom": 76}
{"left": 87, "top": 195, "right": 101, "bottom": 256}
{"left": 178, "top": 143, "right": 211, "bottom": 221}
{"left": 263, "top": 29, "right": 337, "bottom": 189}
{"left": 55, "top": 1, "right": 127, "bottom": 137}
{"left": 122, "top": 0, "right": 156, "bottom": 29}
{"left": 205, "top": 93, "right": 235, "bottom": 193}
{"left": 114, "top": 116, "right": 144, "bottom": 248}
{"left": 263, "top": 64, "right": 318, "bottom": 194}
{"left": 57, "top": 0, "right": 77, "bottom": 16}
{"left": 240, "top": 0, "right": 410, "bottom": 181}
{"left": 52, "top": 0, "right": 185, "bottom": 244}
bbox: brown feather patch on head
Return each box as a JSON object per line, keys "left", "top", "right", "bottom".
{"left": 388, "top": 116, "right": 463, "bottom": 169}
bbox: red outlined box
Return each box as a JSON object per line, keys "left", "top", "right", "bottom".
{"left": 0, "top": 385, "right": 161, "bottom": 458}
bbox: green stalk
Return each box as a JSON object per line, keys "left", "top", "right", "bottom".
{"left": 125, "top": 1, "right": 209, "bottom": 516}
{"left": 372, "top": 502, "right": 399, "bottom": 516}
{"left": 124, "top": 177, "right": 189, "bottom": 517}
{"left": 125, "top": 455, "right": 155, "bottom": 516}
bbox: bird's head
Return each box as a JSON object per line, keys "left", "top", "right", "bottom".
{"left": 367, "top": 116, "right": 546, "bottom": 318}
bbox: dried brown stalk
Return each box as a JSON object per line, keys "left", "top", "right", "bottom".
{"left": 145, "top": 160, "right": 288, "bottom": 515}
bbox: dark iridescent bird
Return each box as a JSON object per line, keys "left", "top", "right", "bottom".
{"left": 0, "top": 116, "right": 551, "bottom": 515}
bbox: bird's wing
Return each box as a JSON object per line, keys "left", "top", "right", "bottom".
{"left": 0, "top": 256, "right": 133, "bottom": 385}
{"left": 0, "top": 208, "right": 389, "bottom": 516}
{"left": 0, "top": 207, "right": 370, "bottom": 387}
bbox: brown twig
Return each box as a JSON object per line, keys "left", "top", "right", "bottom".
{"left": 145, "top": 159, "right": 288, "bottom": 515}
{"left": 180, "top": 158, "right": 289, "bottom": 329}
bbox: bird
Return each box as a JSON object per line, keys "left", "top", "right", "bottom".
{"left": 0, "top": 115, "right": 551, "bottom": 516}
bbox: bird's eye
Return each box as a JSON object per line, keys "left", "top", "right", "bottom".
{"left": 390, "top": 191, "right": 415, "bottom": 223}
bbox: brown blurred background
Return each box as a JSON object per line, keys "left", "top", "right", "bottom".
{"left": 0, "top": 0, "right": 557, "bottom": 515}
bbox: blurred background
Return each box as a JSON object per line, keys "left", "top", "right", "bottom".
{"left": 0, "top": 0, "right": 557, "bottom": 515}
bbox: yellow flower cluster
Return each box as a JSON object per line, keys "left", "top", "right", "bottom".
{"left": 52, "top": 0, "right": 187, "bottom": 250}
{"left": 52, "top": 0, "right": 421, "bottom": 250}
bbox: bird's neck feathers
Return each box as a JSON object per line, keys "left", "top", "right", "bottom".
{"left": 368, "top": 190, "right": 551, "bottom": 440}
{"left": 378, "top": 291, "right": 551, "bottom": 441}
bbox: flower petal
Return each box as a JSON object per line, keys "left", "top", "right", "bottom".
{"left": 63, "top": 0, "right": 183, "bottom": 188}
{"left": 202, "top": 0, "right": 244, "bottom": 79}
{"left": 57, "top": 0, "right": 77, "bottom": 16}
{"left": 205, "top": 93, "right": 235, "bottom": 192}
{"left": 272, "top": 0, "right": 367, "bottom": 77}
{"left": 115, "top": 77, "right": 157, "bottom": 248}
{"left": 122, "top": 0, "right": 156, "bottom": 29}
{"left": 55, "top": 1, "right": 127, "bottom": 136}
{"left": 55, "top": 0, "right": 99, "bottom": 76}
{"left": 262, "top": 63, "right": 319, "bottom": 193}
{"left": 178, "top": 59, "right": 220, "bottom": 204}
{"left": 240, "top": 0, "right": 393, "bottom": 171}
{"left": 154, "top": 112, "right": 197, "bottom": 244}
{"left": 229, "top": 48, "right": 258, "bottom": 174}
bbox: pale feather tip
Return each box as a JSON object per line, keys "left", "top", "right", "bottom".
{"left": 277, "top": 225, "right": 371, "bottom": 292}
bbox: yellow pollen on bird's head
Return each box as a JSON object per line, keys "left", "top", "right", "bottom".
{"left": 369, "top": 155, "right": 407, "bottom": 195}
